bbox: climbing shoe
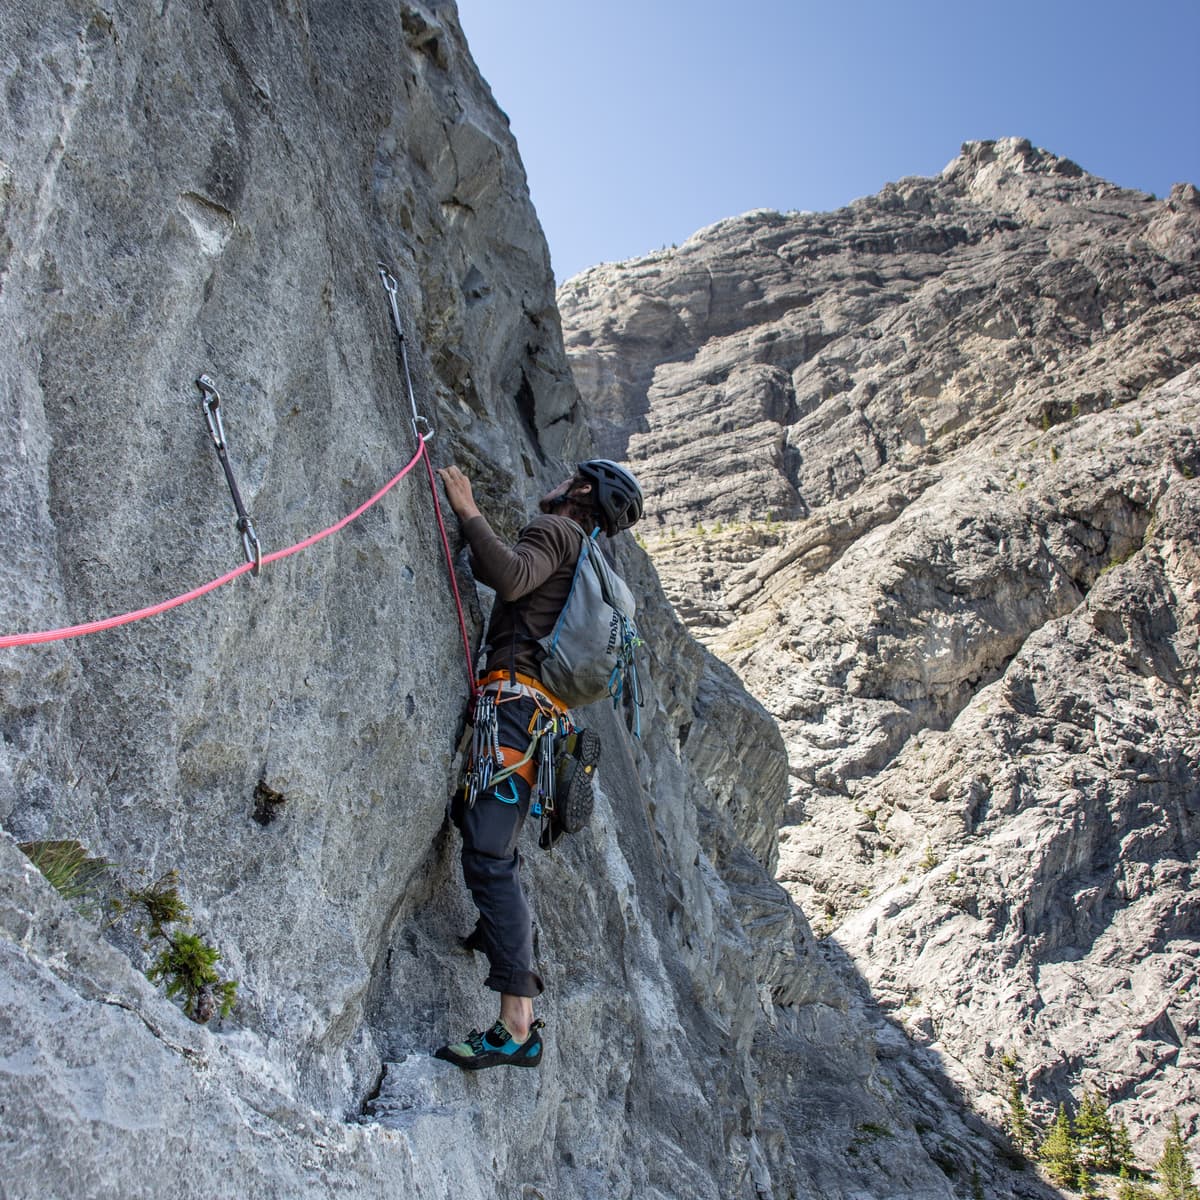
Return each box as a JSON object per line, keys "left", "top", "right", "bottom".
{"left": 434, "top": 1019, "right": 544, "bottom": 1070}
{"left": 554, "top": 727, "right": 601, "bottom": 834}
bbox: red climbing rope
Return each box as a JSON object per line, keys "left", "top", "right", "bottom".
{"left": 1, "top": 440, "right": 428, "bottom": 649}
{"left": 420, "top": 447, "right": 478, "bottom": 699}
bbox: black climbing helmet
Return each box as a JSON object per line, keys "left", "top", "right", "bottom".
{"left": 576, "top": 459, "right": 644, "bottom": 536}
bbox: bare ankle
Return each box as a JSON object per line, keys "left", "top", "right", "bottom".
{"left": 499, "top": 994, "right": 533, "bottom": 1042}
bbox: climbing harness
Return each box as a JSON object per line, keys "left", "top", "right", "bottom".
{"left": 463, "top": 677, "right": 560, "bottom": 808}
{"left": 197, "top": 374, "right": 261, "bottom": 574}
{"left": 474, "top": 669, "right": 570, "bottom": 714}
{"left": 377, "top": 262, "right": 477, "bottom": 699}
{"left": 461, "top": 671, "right": 599, "bottom": 851}
{"left": 463, "top": 674, "right": 564, "bottom": 812}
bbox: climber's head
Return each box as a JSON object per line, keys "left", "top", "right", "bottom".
{"left": 540, "top": 460, "right": 644, "bottom": 537}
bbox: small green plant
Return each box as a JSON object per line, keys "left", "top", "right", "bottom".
{"left": 857, "top": 1122, "right": 893, "bottom": 1139}
{"left": 21, "top": 844, "right": 237, "bottom": 1024}
{"left": 112, "top": 869, "right": 237, "bottom": 1024}
{"left": 848, "top": 1122, "right": 894, "bottom": 1155}
{"left": 19, "top": 839, "right": 110, "bottom": 910}
{"left": 1050, "top": 444, "right": 1060, "bottom": 461}
{"left": 115, "top": 870, "right": 191, "bottom": 937}
{"left": 919, "top": 844, "right": 939, "bottom": 871}
{"left": 111, "top": 868, "right": 237, "bottom": 1027}
{"left": 147, "top": 932, "right": 238, "bottom": 1022}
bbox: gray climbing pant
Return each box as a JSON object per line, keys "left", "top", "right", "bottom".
{"left": 452, "top": 693, "right": 545, "bottom": 998}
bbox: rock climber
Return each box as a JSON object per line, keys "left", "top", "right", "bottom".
{"left": 432, "top": 458, "right": 644, "bottom": 1070}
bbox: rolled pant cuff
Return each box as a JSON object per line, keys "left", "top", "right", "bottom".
{"left": 485, "top": 964, "right": 545, "bottom": 997}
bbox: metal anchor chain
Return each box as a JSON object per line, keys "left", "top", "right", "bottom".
{"left": 196, "top": 374, "right": 261, "bottom": 575}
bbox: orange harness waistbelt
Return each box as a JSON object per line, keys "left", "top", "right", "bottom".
{"left": 475, "top": 669, "right": 570, "bottom": 716}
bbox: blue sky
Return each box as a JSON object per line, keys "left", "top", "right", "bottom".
{"left": 454, "top": 0, "right": 1200, "bottom": 283}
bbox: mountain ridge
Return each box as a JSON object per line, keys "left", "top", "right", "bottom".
{"left": 560, "top": 135, "right": 1200, "bottom": 1167}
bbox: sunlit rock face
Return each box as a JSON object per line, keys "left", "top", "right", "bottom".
{"left": 0, "top": 6, "right": 1057, "bottom": 1200}
{"left": 561, "top": 138, "right": 1200, "bottom": 1163}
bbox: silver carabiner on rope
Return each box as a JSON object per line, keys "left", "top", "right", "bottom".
{"left": 196, "top": 374, "right": 262, "bottom": 576}
{"left": 239, "top": 517, "right": 262, "bottom": 575}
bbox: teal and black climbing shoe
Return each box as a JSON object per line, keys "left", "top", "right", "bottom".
{"left": 434, "top": 1019, "right": 545, "bottom": 1070}
{"left": 554, "top": 727, "right": 601, "bottom": 834}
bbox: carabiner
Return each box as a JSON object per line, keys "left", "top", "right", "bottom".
{"left": 239, "top": 516, "right": 262, "bottom": 576}
{"left": 196, "top": 373, "right": 263, "bottom": 578}
{"left": 197, "top": 374, "right": 227, "bottom": 450}
{"left": 377, "top": 263, "right": 403, "bottom": 336}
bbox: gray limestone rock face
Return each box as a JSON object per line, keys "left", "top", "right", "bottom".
{"left": 0, "top": 5, "right": 1032, "bottom": 1200}
{"left": 562, "top": 138, "right": 1200, "bottom": 1174}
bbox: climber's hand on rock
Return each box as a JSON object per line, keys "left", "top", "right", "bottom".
{"left": 437, "top": 465, "right": 481, "bottom": 522}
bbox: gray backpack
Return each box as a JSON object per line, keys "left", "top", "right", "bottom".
{"left": 537, "top": 525, "right": 643, "bottom": 720}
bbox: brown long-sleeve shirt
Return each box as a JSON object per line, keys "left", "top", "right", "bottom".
{"left": 462, "top": 512, "right": 584, "bottom": 679}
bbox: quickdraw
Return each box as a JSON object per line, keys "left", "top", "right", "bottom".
{"left": 533, "top": 713, "right": 559, "bottom": 827}
{"left": 464, "top": 690, "right": 503, "bottom": 807}
{"left": 377, "top": 264, "right": 434, "bottom": 446}
{"left": 377, "top": 262, "right": 477, "bottom": 699}
{"left": 197, "top": 374, "right": 261, "bottom": 575}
